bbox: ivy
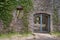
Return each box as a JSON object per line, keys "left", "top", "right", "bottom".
{"left": 0, "top": 0, "right": 20, "bottom": 28}
{"left": 53, "top": 4, "right": 59, "bottom": 25}
{"left": 19, "top": 0, "right": 33, "bottom": 33}
{"left": 0, "top": 0, "right": 33, "bottom": 32}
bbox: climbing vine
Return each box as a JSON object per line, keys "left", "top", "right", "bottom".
{"left": 53, "top": 1, "right": 59, "bottom": 25}
{"left": 53, "top": 7, "right": 59, "bottom": 25}
{"left": 52, "top": 3, "right": 60, "bottom": 32}
{"left": 19, "top": 0, "right": 33, "bottom": 33}
{"left": 0, "top": 0, "right": 33, "bottom": 32}
{"left": 0, "top": 0, "right": 17, "bottom": 28}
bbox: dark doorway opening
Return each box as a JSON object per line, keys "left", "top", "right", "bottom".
{"left": 34, "top": 13, "right": 50, "bottom": 33}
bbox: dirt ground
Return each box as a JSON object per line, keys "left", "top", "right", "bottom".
{"left": 0, "top": 33, "right": 60, "bottom": 40}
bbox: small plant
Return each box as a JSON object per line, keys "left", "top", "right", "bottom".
{"left": 51, "top": 31, "right": 60, "bottom": 37}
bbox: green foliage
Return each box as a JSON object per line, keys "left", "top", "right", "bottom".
{"left": 19, "top": 0, "right": 33, "bottom": 12}
{"left": 53, "top": 6, "right": 59, "bottom": 25}
{"left": 51, "top": 32, "right": 60, "bottom": 36}
{"left": 0, "top": 0, "right": 33, "bottom": 33}
{"left": 19, "top": 0, "right": 33, "bottom": 33}
{"left": 0, "top": 0, "right": 19, "bottom": 28}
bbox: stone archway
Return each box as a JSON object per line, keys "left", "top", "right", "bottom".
{"left": 34, "top": 13, "right": 50, "bottom": 33}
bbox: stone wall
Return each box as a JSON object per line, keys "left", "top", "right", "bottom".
{"left": 53, "top": 0, "right": 60, "bottom": 31}
{"left": 10, "top": 10, "right": 24, "bottom": 33}
{"left": 28, "top": 0, "right": 53, "bottom": 32}
{"left": 33, "top": 0, "right": 53, "bottom": 12}
{"left": 0, "top": 0, "right": 60, "bottom": 33}
{"left": 0, "top": 20, "right": 3, "bottom": 33}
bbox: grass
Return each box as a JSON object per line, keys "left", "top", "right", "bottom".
{"left": 19, "top": 32, "right": 32, "bottom": 37}
{"left": 0, "top": 32, "right": 32, "bottom": 38}
{"left": 0, "top": 32, "right": 18, "bottom": 38}
{"left": 51, "top": 32, "right": 60, "bottom": 37}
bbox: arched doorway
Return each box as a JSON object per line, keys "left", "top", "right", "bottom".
{"left": 34, "top": 13, "right": 50, "bottom": 33}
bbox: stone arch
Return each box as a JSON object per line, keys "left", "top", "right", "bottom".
{"left": 33, "top": 13, "right": 51, "bottom": 33}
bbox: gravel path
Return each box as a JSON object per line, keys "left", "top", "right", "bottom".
{"left": 0, "top": 33, "right": 59, "bottom": 40}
